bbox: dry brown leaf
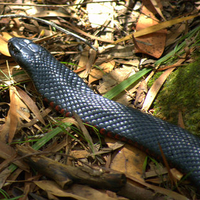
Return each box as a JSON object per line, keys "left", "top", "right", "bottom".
{"left": 98, "top": 73, "right": 117, "bottom": 94}
{"left": 89, "top": 68, "right": 104, "bottom": 84}
{"left": 142, "top": 67, "right": 175, "bottom": 111}
{"left": 78, "top": 49, "right": 89, "bottom": 79}
{"left": 144, "top": 165, "right": 168, "bottom": 180}
{"left": 110, "top": 67, "right": 133, "bottom": 82}
{"left": 135, "top": 6, "right": 167, "bottom": 58}
{"left": 166, "top": 24, "right": 186, "bottom": 47}
{"left": 170, "top": 168, "right": 183, "bottom": 182}
{"left": 126, "top": 174, "right": 188, "bottom": 200}
{"left": 70, "top": 150, "right": 90, "bottom": 159}
{"left": 34, "top": 180, "right": 87, "bottom": 199}
{"left": 73, "top": 112, "right": 96, "bottom": 153}
{"left": 114, "top": 14, "right": 197, "bottom": 44}
{"left": 150, "top": 0, "right": 166, "bottom": 20}
{"left": 0, "top": 32, "right": 24, "bottom": 57}
{"left": 61, "top": 117, "right": 80, "bottom": 129}
{"left": 16, "top": 86, "right": 45, "bottom": 125}
{"left": 178, "top": 110, "right": 185, "bottom": 129}
{"left": 109, "top": 143, "right": 146, "bottom": 183}
{"left": 0, "top": 114, "right": 10, "bottom": 142}
{"left": 142, "top": 0, "right": 159, "bottom": 15}
{"left": 8, "top": 86, "right": 24, "bottom": 143}
{"left": 84, "top": 48, "right": 97, "bottom": 77}
{"left": 142, "top": 54, "right": 187, "bottom": 111}
{"left": 134, "top": 80, "right": 148, "bottom": 109}
{"left": 0, "top": 168, "right": 13, "bottom": 189}
{"left": 0, "top": 32, "right": 13, "bottom": 56}
{"left": 68, "top": 184, "right": 122, "bottom": 200}
{"left": 0, "top": 86, "right": 30, "bottom": 143}
{"left": 0, "top": 140, "right": 29, "bottom": 172}
{"left": 78, "top": 49, "right": 89, "bottom": 68}
{"left": 33, "top": 10, "right": 73, "bottom": 18}
{"left": 88, "top": 60, "right": 115, "bottom": 84}
{"left": 100, "top": 60, "right": 115, "bottom": 73}
{"left": 98, "top": 66, "right": 133, "bottom": 95}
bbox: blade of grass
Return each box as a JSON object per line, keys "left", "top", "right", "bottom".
{"left": 155, "top": 25, "right": 200, "bottom": 66}
{"left": 7, "top": 125, "right": 69, "bottom": 173}
{"left": 114, "top": 14, "right": 198, "bottom": 44}
{"left": 103, "top": 68, "right": 152, "bottom": 100}
{"left": 32, "top": 124, "right": 71, "bottom": 150}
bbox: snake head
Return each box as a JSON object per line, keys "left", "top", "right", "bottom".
{"left": 8, "top": 37, "right": 40, "bottom": 72}
{"left": 8, "top": 37, "right": 40, "bottom": 60}
{"left": 8, "top": 37, "right": 48, "bottom": 79}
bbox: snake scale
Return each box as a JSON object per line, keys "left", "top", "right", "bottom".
{"left": 8, "top": 37, "right": 200, "bottom": 188}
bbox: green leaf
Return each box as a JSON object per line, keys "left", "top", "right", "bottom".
{"left": 103, "top": 68, "right": 152, "bottom": 100}
{"left": 32, "top": 124, "right": 71, "bottom": 150}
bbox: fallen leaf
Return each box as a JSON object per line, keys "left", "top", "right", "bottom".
{"left": 135, "top": 6, "right": 167, "bottom": 58}
{"left": 114, "top": 14, "right": 197, "bottom": 44}
{"left": 142, "top": 67, "right": 175, "bottom": 111}
{"left": 0, "top": 140, "right": 29, "bottom": 172}
{"left": 142, "top": 55, "right": 187, "bottom": 111}
{"left": 68, "top": 184, "right": 121, "bottom": 200}
{"left": 34, "top": 180, "right": 87, "bottom": 199}
{"left": 110, "top": 143, "right": 146, "bottom": 183}
{"left": 88, "top": 60, "right": 115, "bottom": 84}
{"left": 149, "top": 0, "right": 166, "bottom": 20}
{"left": 0, "top": 32, "right": 13, "bottom": 56}
{"left": 0, "top": 86, "right": 31, "bottom": 143}
{"left": 16, "top": 86, "right": 45, "bottom": 125}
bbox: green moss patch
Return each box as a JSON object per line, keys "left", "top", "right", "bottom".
{"left": 154, "top": 58, "right": 200, "bottom": 135}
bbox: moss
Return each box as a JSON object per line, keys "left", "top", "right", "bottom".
{"left": 148, "top": 71, "right": 163, "bottom": 88}
{"left": 154, "top": 58, "right": 200, "bottom": 135}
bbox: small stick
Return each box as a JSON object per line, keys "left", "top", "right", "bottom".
{"left": 0, "top": 14, "right": 97, "bottom": 50}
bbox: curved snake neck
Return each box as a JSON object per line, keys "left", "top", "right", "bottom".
{"left": 8, "top": 37, "right": 200, "bottom": 188}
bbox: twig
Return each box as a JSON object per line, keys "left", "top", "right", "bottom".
{"left": 0, "top": 1, "right": 116, "bottom": 7}
{"left": 0, "top": 14, "right": 97, "bottom": 50}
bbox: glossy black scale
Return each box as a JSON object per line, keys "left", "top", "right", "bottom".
{"left": 8, "top": 37, "right": 200, "bottom": 187}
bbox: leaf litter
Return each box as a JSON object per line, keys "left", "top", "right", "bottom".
{"left": 0, "top": 0, "right": 199, "bottom": 199}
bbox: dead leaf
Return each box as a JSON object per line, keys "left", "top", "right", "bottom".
{"left": 97, "top": 74, "right": 117, "bottom": 94}
{"left": 178, "top": 110, "right": 185, "bottom": 129}
{"left": 0, "top": 168, "right": 13, "bottom": 189}
{"left": 0, "top": 32, "right": 13, "bottom": 56}
{"left": 0, "top": 86, "right": 32, "bottom": 143}
{"left": 135, "top": 6, "right": 167, "bottom": 58}
{"left": 109, "top": 143, "right": 146, "bottom": 183}
{"left": 70, "top": 150, "right": 90, "bottom": 159}
{"left": 126, "top": 174, "right": 188, "bottom": 200}
{"left": 33, "top": 10, "right": 73, "bottom": 18}
{"left": 166, "top": 24, "right": 186, "bottom": 47}
{"left": 78, "top": 48, "right": 89, "bottom": 79}
{"left": 134, "top": 80, "right": 148, "bottom": 109}
{"left": 88, "top": 60, "right": 115, "bottom": 84}
{"left": 142, "top": 67, "right": 175, "bottom": 111}
{"left": 170, "top": 168, "right": 183, "bottom": 182}
{"left": 16, "top": 86, "right": 45, "bottom": 125}
{"left": 87, "top": 1, "right": 114, "bottom": 28}
{"left": 89, "top": 68, "right": 104, "bottom": 84}
{"left": 142, "top": 0, "right": 159, "bottom": 15}
{"left": 68, "top": 184, "right": 123, "bottom": 200}
{"left": 142, "top": 54, "right": 187, "bottom": 111}
{"left": 34, "top": 180, "right": 87, "bottom": 199}
{"left": 1, "top": 87, "right": 24, "bottom": 143}
{"left": 0, "top": 140, "right": 29, "bottom": 172}
{"left": 149, "top": 0, "right": 166, "bottom": 20}
{"left": 114, "top": 14, "right": 198, "bottom": 44}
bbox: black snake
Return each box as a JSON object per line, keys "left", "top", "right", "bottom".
{"left": 8, "top": 37, "right": 200, "bottom": 188}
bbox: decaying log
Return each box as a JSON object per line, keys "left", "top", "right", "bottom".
{"left": 16, "top": 145, "right": 126, "bottom": 191}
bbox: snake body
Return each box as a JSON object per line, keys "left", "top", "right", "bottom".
{"left": 8, "top": 37, "right": 200, "bottom": 188}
